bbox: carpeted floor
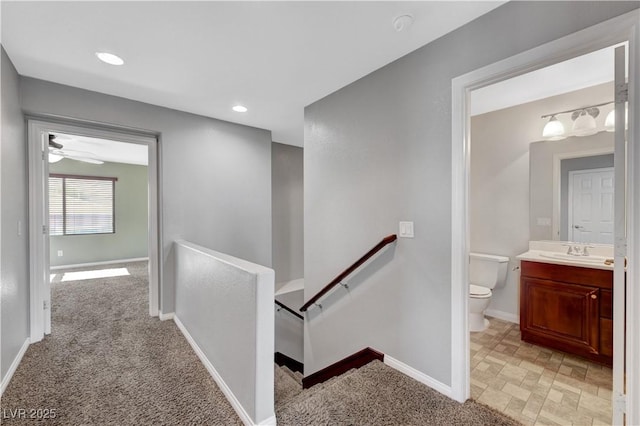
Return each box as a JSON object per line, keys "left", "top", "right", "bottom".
{"left": 1, "top": 262, "right": 242, "bottom": 425}
{"left": 275, "top": 361, "right": 521, "bottom": 426}
{"left": 3, "top": 261, "right": 520, "bottom": 425}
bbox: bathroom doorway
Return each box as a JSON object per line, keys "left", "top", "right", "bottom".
{"left": 451, "top": 9, "right": 639, "bottom": 425}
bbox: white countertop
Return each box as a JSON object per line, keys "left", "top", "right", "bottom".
{"left": 516, "top": 241, "right": 614, "bottom": 271}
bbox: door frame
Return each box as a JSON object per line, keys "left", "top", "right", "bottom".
{"left": 567, "top": 166, "right": 614, "bottom": 243}
{"left": 451, "top": 9, "right": 639, "bottom": 424}
{"left": 28, "top": 118, "right": 162, "bottom": 341}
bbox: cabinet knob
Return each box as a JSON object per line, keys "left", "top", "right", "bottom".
{"left": 591, "top": 294, "right": 597, "bottom": 299}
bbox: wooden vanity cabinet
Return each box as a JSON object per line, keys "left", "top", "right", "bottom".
{"left": 520, "top": 261, "right": 613, "bottom": 366}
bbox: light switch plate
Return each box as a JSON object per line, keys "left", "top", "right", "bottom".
{"left": 399, "top": 221, "right": 414, "bottom": 238}
{"left": 537, "top": 217, "right": 551, "bottom": 226}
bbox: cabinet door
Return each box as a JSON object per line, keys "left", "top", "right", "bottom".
{"left": 521, "top": 278, "right": 600, "bottom": 357}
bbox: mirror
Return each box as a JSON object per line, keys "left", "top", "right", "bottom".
{"left": 529, "top": 132, "right": 614, "bottom": 243}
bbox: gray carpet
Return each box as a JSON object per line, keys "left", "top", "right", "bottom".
{"left": 1, "top": 262, "right": 242, "bottom": 425}
{"left": 275, "top": 361, "right": 521, "bottom": 426}
{"left": 3, "top": 261, "right": 520, "bottom": 425}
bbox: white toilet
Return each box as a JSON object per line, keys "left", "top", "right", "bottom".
{"left": 469, "top": 252, "right": 509, "bottom": 332}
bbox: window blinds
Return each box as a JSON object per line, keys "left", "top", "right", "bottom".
{"left": 49, "top": 174, "right": 116, "bottom": 235}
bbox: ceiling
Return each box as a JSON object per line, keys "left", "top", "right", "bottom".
{"left": 2, "top": 1, "right": 505, "bottom": 147}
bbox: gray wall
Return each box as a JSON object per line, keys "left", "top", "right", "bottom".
{"left": 49, "top": 159, "right": 148, "bottom": 267}
{"left": 560, "top": 154, "right": 614, "bottom": 241}
{"left": 304, "top": 1, "right": 637, "bottom": 383}
{"left": 1, "top": 47, "right": 29, "bottom": 383}
{"left": 174, "top": 240, "right": 274, "bottom": 424}
{"left": 471, "top": 83, "right": 613, "bottom": 321}
{"left": 272, "top": 142, "right": 303, "bottom": 286}
{"left": 20, "top": 77, "right": 272, "bottom": 314}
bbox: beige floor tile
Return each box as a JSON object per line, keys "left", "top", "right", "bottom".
{"left": 547, "top": 388, "right": 564, "bottom": 403}
{"left": 555, "top": 373, "right": 598, "bottom": 396}
{"left": 500, "top": 363, "right": 529, "bottom": 383}
{"left": 470, "top": 317, "right": 611, "bottom": 426}
{"left": 504, "top": 408, "right": 536, "bottom": 426}
{"left": 552, "top": 379, "right": 582, "bottom": 395}
{"left": 503, "top": 382, "right": 532, "bottom": 402}
{"left": 477, "top": 386, "right": 512, "bottom": 412}
{"left": 578, "top": 392, "right": 612, "bottom": 418}
{"left": 471, "top": 383, "right": 485, "bottom": 400}
{"left": 596, "top": 387, "right": 611, "bottom": 400}
{"left": 521, "top": 359, "right": 546, "bottom": 374}
{"left": 537, "top": 410, "right": 571, "bottom": 426}
{"left": 542, "top": 399, "right": 593, "bottom": 426}
{"left": 470, "top": 377, "right": 488, "bottom": 390}
{"left": 476, "top": 361, "right": 490, "bottom": 371}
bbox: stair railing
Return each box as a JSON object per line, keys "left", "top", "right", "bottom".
{"left": 300, "top": 234, "right": 397, "bottom": 312}
{"left": 275, "top": 300, "right": 304, "bottom": 320}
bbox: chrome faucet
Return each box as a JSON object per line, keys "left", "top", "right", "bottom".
{"left": 563, "top": 243, "right": 593, "bottom": 256}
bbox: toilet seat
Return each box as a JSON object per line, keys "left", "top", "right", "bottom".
{"left": 469, "top": 284, "right": 491, "bottom": 298}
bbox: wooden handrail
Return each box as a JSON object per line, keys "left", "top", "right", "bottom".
{"left": 300, "top": 234, "right": 397, "bottom": 312}
{"left": 275, "top": 300, "right": 304, "bottom": 320}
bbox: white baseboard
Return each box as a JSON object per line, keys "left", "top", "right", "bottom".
{"left": 1, "top": 339, "right": 29, "bottom": 396}
{"left": 256, "top": 415, "right": 277, "bottom": 425}
{"left": 485, "top": 309, "right": 519, "bottom": 324}
{"left": 158, "top": 311, "right": 175, "bottom": 321}
{"left": 50, "top": 257, "right": 149, "bottom": 271}
{"left": 174, "top": 315, "right": 271, "bottom": 426}
{"left": 384, "top": 354, "right": 452, "bottom": 399}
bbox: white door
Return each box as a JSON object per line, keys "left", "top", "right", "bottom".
{"left": 568, "top": 167, "right": 614, "bottom": 244}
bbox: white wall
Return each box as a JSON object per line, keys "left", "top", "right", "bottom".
{"left": 471, "top": 83, "right": 614, "bottom": 321}
{"left": 174, "top": 240, "right": 274, "bottom": 425}
{"left": 303, "top": 1, "right": 638, "bottom": 384}
{"left": 272, "top": 142, "right": 303, "bottom": 286}
{"left": 19, "top": 77, "right": 273, "bottom": 314}
{"left": 1, "top": 47, "right": 29, "bottom": 386}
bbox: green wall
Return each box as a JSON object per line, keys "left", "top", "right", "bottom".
{"left": 49, "top": 159, "right": 148, "bottom": 267}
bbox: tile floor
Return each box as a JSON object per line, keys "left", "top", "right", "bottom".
{"left": 470, "top": 317, "right": 612, "bottom": 426}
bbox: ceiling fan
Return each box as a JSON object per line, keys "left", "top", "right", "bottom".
{"left": 48, "top": 134, "right": 104, "bottom": 165}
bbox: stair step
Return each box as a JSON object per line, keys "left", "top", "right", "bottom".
{"left": 275, "top": 367, "right": 359, "bottom": 411}
{"left": 275, "top": 365, "right": 303, "bottom": 407}
{"left": 281, "top": 365, "right": 303, "bottom": 386}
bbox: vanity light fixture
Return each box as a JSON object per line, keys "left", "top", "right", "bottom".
{"left": 541, "top": 101, "right": 613, "bottom": 140}
{"left": 542, "top": 116, "right": 566, "bottom": 140}
{"left": 571, "top": 108, "right": 599, "bottom": 137}
{"left": 605, "top": 107, "right": 629, "bottom": 132}
{"left": 95, "top": 52, "right": 124, "bottom": 66}
{"left": 232, "top": 105, "right": 248, "bottom": 113}
{"left": 604, "top": 110, "right": 615, "bottom": 132}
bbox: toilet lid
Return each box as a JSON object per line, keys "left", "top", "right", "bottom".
{"left": 470, "top": 284, "right": 491, "bottom": 297}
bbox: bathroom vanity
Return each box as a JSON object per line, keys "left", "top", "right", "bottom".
{"left": 517, "top": 242, "right": 614, "bottom": 367}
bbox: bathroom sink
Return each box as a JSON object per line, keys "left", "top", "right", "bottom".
{"left": 538, "top": 252, "right": 608, "bottom": 264}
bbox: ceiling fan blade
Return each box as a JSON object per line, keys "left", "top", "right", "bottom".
{"left": 48, "top": 135, "right": 63, "bottom": 149}
{"left": 50, "top": 148, "right": 104, "bottom": 165}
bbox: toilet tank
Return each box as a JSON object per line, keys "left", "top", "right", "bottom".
{"left": 469, "top": 252, "right": 510, "bottom": 289}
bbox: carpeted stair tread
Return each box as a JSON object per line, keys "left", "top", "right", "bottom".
{"left": 276, "top": 360, "right": 520, "bottom": 425}
{"left": 280, "top": 365, "right": 303, "bottom": 386}
{"left": 275, "top": 365, "right": 303, "bottom": 407}
{"left": 275, "top": 367, "right": 359, "bottom": 411}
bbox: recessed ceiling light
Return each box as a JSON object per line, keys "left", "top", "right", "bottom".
{"left": 232, "top": 105, "right": 248, "bottom": 113}
{"left": 95, "top": 52, "right": 124, "bottom": 66}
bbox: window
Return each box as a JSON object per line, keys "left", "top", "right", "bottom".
{"left": 49, "top": 174, "right": 117, "bottom": 236}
